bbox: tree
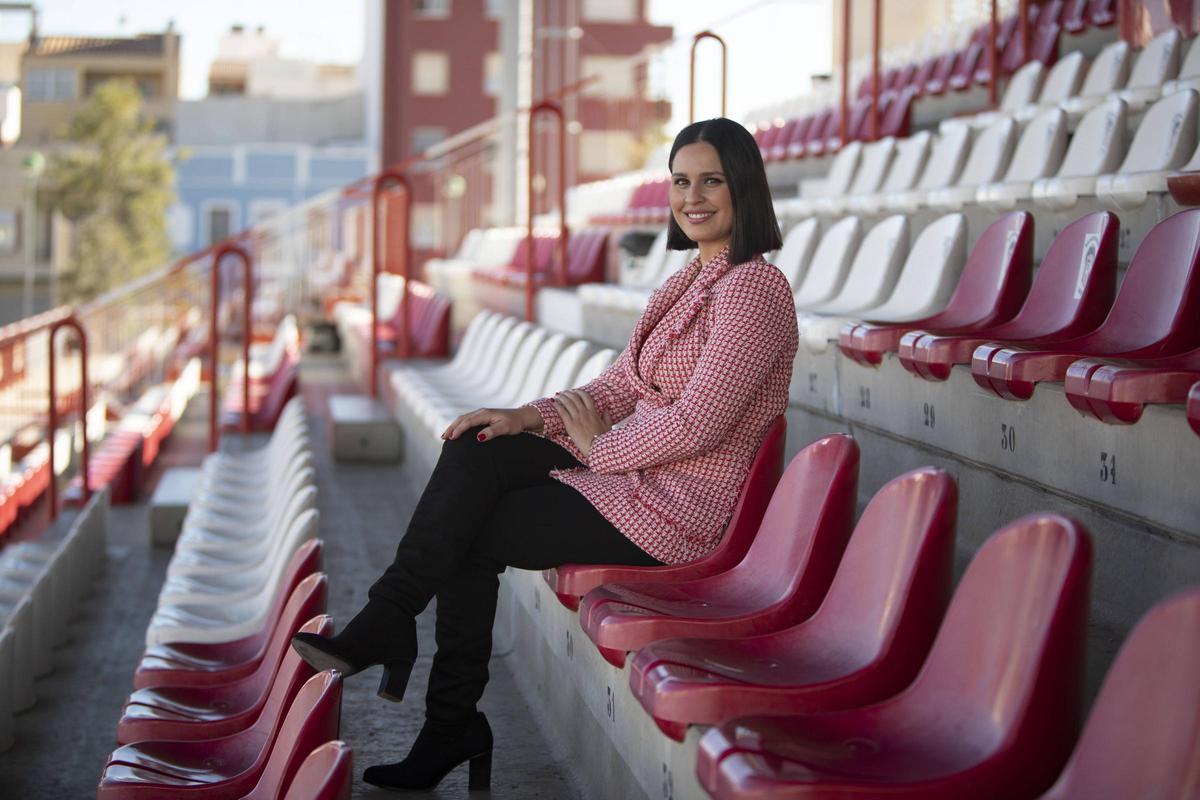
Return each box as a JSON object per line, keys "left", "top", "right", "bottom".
{"left": 48, "top": 79, "right": 175, "bottom": 302}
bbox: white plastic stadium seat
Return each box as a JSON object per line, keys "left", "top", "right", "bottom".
{"left": 810, "top": 138, "right": 897, "bottom": 215}
{"left": 834, "top": 212, "right": 967, "bottom": 327}
{"left": 792, "top": 216, "right": 864, "bottom": 310}
{"left": 967, "top": 60, "right": 1046, "bottom": 128}
{"left": 1095, "top": 88, "right": 1198, "bottom": 211}
{"left": 1162, "top": 34, "right": 1200, "bottom": 96}
{"left": 847, "top": 131, "right": 932, "bottom": 214}
{"left": 1117, "top": 27, "right": 1182, "bottom": 112}
{"left": 1061, "top": 40, "right": 1133, "bottom": 120}
{"left": 926, "top": 117, "right": 1018, "bottom": 210}
{"left": 778, "top": 142, "right": 864, "bottom": 218}
{"left": 976, "top": 107, "right": 1069, "bottom": 209}
{"left": 1032, "top": 98, "right": 1128, "bottom": 211}
{"left": 797, "top": 215, "right": 909, "bottom": 322}
{"left": 1014, "top": 50, "right": 1086, "bottom": 122}
{"left": 773, "top": 218, "right": 820, "bottom": 292}
{"left": 883, "top": 125, "right": 972, "bottom": 212}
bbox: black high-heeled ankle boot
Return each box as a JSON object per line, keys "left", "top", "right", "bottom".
{"left": 362, "top": 711, "right": 493, "bottom": 792}
{"left": 291, "top": 599, "right": 417, "bottom": 702}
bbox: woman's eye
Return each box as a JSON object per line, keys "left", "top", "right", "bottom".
{"left": 705, "top": 177, "right": 723, "bottom": 185}
{"left": 673, "top": 178, "right": 688, "bottom": 187}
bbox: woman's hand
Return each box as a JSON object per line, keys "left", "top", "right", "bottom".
{"left": 442, "top": 406, "right": 543, "bottom": 442}
{"left": 555, "top": 389, "right": 613, "bottom": 457}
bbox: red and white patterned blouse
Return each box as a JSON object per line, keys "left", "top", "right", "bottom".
{"left": 527, "top": 247, "right": 798, "bottom": 564}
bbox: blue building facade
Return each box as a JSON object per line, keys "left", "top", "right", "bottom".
{"left": 168, "top": 144, "right": 371, "bottom": 253}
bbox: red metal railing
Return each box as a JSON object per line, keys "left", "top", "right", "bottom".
{"left": 689, "top": 31, "right": 728, "bottom": 123}
{"left": 369, "top": 170, "right": 411, "bottom": 398}
{"left": 207, "top": 242, "right": 253, "bottom": 452}
{"left": 526, "top": 100, "right": 569, "bottom": 322}
{"left": 46, "top": 316, "right": 88, "bottom": 520}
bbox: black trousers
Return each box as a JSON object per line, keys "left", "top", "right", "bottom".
{"left": 368, "top": 426, "right": 661, "bottom": 724}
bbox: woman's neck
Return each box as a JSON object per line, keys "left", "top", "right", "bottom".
{"left": 698, "top": 242, "right": 729, "bottom": 266}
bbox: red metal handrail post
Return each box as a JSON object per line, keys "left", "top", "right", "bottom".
{"left": 526, "top": 101, "right": 570, "bottom": 322}
{"left": 47, "top": 316, "right": 89, "bottom": 521}
{"left": 689, "top": 31, "right": 728, "bottom": 123}
{"left": 1019, "top": 0, "right": 1030, "bottom": 63}
{"left": 369, "top": 169, "right": 412, "bottom": 398}
{"left": 989, "top": 0, "right": 999, "bottom": 107}
{"left": 871, "top": 0, "right": 881, "bottom": 140}
{"left": 841, "top": 0, "right": 851, "bottom": 147}
{"left": 208, "top": 242, "right": 254, "bottom": 453}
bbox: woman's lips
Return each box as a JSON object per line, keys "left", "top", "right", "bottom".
{"left": 684, "top": 211, "right": 715, "bottom": 222}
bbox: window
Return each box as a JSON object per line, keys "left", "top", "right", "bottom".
{"left": 581, "top": 56, "right": 636, "bottom": 98}
{"left": 483, "top": 52, "right": 502, "bottom": 96}
{"left": 485, "top": 0, "right": 504, "bottom": 17}
{"left": 411, "top": 51, "right": 449, "bottom": 95}
{"left": 410, "top": 126, "right": 447, "bottom": 155}
{"left": 202, "top": 201, "right": 238, "bottom": 246}
{"left": 25, "top": 68, "right": 76, "bottom": 102}
{"left": 0, "top": 210, "right": 17, "bottom": 255}
{"left": 413, "top": 0, "right": 450, "bottom": 18}
{"left": 582, "top": 0, "right": 636, "bottom": 22}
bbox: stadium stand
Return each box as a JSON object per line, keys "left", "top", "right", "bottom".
{"left": 3, "top": 4, "right": 1200, "bottom": 798}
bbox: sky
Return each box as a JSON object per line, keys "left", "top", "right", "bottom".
{"left": 0, "top": 0, "right": 830, "bottom": 124}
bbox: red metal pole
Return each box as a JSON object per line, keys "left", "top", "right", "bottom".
{"left": 208, "top": 242, "right": 254, "bottom": 452}
{"left": 871, "top": 0, "right": 881, "bottom": 140}
{"left": 689, "top": 31, "right": 728, "bottom": 123}
{"left": 526, "top": 101, "right": 570, "bottom": 323}
{"left": 369, "top": 170, "right": 412, "bottom": 397}
{"left": 47, "top": 317, "right": 89, "bottom": 521}
{"left": 989, "top": 0, "right": 999, "bottom": 107}
{"left": 1019, "top": 0, "right": 1029, "bottom": 64}
{"left": 841, "top": 0, "right": 851, "bottom": 147}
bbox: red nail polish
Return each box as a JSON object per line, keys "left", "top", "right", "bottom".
{"left": 477, "top": 433, "right": 486, "bottom": 442}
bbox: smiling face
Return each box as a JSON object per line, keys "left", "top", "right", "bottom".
{"left": 670, "top": 141, "right": 734, "bottom": 264}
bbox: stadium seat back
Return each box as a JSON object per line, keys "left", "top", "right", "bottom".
{"left": 492, "top": 328, "right": 550, "bottom": 402}
{"left": 954, "top": 117, "right": 1018, "bottom": 189}
{"left": 1055, "top": 98, "right": 1127, "bottom": 178}
{"left": 821, "top": 141, "right": 864, "bottom": 196}
{"left": 1123, "top": 27, "right": 1181, "bottom": 91}
{"left": 1115, "top": 89, "right": 1197, "bottom": 174}
{"left": 1078, "top": 40, "right": 1132, "bottom": 98}
{"left": 879, "top": 130, "right": 932, "bottom": 194}
{"left": 281, "top": 741, "right": 353, "bottom": 800}
{"left": 1004, "top": 107, "right": 1068, "bottom": 182}
{"left": 573, "top": 349, "right": 617, "bottom": 384}
{"left": 510, "top": 333, "right": 569, "bottom": 405}
{"left": 880, "top": 84, "right": 917, "bottom": 138}
{"left": 774, "top": 218, "right": 820, "bottom": 292}
{"left": 915, "top": 124, "right": 973, "bottom": 191}
{"left": 846, "top": 138, "right": 897, "bottom": 196}
{"left": 867, "top": 212, "right": 968, "bottom": 321}
{"left": 241, "top": 672, "right": 344, "bottom": 800}
{"left": 906, "top": 514, "right": 1091, "bottom": 763}
{"left": 1038, "top": 587, "right": 1200, "bottom": 800}
{"left": 810, "top": 215, "right": 909, "bottom": 314}
{"left": 540, "top": 339, "right": 593, "bottom": 396}
{"left": 793, "top": 217, "right": 864, "bottom": 308}
{"left": 1038, "top": 49, "right": 1086, "bottom": 105}
{"left": 932, "top": 210, "right": 1035, "bottom": 328}
{"left": 1000, "top": 61, "right": 1046, "bottom": 113}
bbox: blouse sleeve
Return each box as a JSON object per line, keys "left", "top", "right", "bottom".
{"left": 525, "top": 346, "right": 641, "bottom": 437}
{"left": 586, "top": 266, "right": 796, "bottom": 474}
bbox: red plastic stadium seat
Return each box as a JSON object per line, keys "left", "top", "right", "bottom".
{"left": 792, "top": 109, "right": 832, "bottom": 159}
{"left": 117, "top": 615, "right": 331, "bottom": 745}
{"left": 1088, "top": 0, "right": 1115, "bottom": 27}
{"left": 1064, "top": 348, "right": 1200, "bottom": 423}
{"left": 973, "top": 209, "right": 1200, "bottom": 400}
{"left": 1037, "top": 587, "right": 1200, "bottom": 800}
{"left": 948, "top": 41, "right": 985, "bottom": 91}
{"left": 578, "top": 434, "right": 859, "bottom": 668}
{"left": 375, "top": 281, "right": 451, "bottom": 358}
{"left": 879, "top": 85, "right": 916, "bottom": 138}
{"left": 630, "top": 467, "right": 956, "bottom": 742}
{"left": 757, "top": 122, "right": 785, "bottom": 160}
{"left": 222, "top": 346, "right": 300, "bottom": 432}
{"left": 483, "top": 228, "right": 610, "bottom": 290}
{"left": 901, "top": 212, "right": 1117, "bottom": 381}
{"left": 279, "top": 741, "right": 353, "bottom": 800}
{"left": 544, "top": 417, "right": 788, "bottom": 610}
{"left": 133, "top": 546, "right": 325, "bottom": 689}
{"left": 767, "top": 118, "right": 801, "bottom": 162}
{"left": 697, "top": 514, "right": 1092, "bottom": 800}
{"left": 97, "top": 671, "right": 342, "bottom": 800}
{"left": 840, "top": 211, "right": 1034, "bottom": 367}
{"left": 1062, "top": 0, "right": 1089, "bottom": 32}
{"left": 911, "top": 54, "right": 941, "bottom": 97}
{"left": 805, "top": 108, "right": 842, "bottom": 158}
{"left": 779, "top": 115, "right": 813, "bottom": 161}
{"left": 1190, "top": 381, "right": 1200, "bottom": 436}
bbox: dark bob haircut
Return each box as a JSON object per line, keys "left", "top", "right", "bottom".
{"left": 666, "top": 117, "right": 783, "bottom": 265}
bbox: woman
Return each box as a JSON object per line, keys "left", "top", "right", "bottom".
{"left": 292, "top": 117, "right": 798, "bottom": 792}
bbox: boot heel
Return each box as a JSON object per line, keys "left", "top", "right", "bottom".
{"left": 468, "top": 750, "right": 492, "bottom": 790}
{"left": 378, "top": 659, "right": 414, "bottom": 703}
